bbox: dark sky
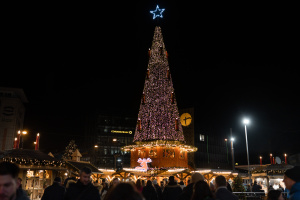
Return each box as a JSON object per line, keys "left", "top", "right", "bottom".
{"left": 2, "top": 2, "right": 299, "bottom": 165}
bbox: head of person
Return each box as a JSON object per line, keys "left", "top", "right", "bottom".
{"left": 104, "top": 182, "right": 144, "bottom": 200}
{"left": 136, "top": 179, "right": 142, "bottom": 188}
{"left": 146, "top": 180, "right": 153, "bottom": 187}
{"left": 0, "top": 161, "right": 20, "bottom": 200}
{"left": 111, "top": 177, "right": 120, "bottom": 187}
{"left": 152, "top": 179, "right": 158, "bottom": 185}
{"left": 79, "top": 167, "right": 92, "bottom": 185}
{"left": 215, "top": 175, "right": 227, "bottom": 188}
{"left": 191, "top": 180, "right": 213, "bottom": 200}
{"left": 283, "top": 166, "right": 300, "bottom": 190}
{"left": 54, "top": 177, "right": 62, "bottom": 185}
{"left": 267, "top": 190, "right": 284, "bottom": 200}
{"left": 191, "top": 172, "right": 204, "bottom": 183}
{"left": 169, "top": 176, "right": 175, "bottom": 183}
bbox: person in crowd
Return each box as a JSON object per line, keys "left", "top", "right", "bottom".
{"left": 214, "top": 175, "right": 238, "bottom": 200}
{"left": 110, "top": 177, "right": 120, "bottom": 188}
{"left": 252, "top": 181, "right": 262, "bottom": 192}
{"left": 104, "top": 182, "right": 144, "bottom": 200}
{"left": 142, "top": 180, "right": 158, "bottom": 200}
{"left": 41, "top": 177, "right": 65, "bottom": 200}
{"left": 106, "top": 177, "right": 120, "bottom": 195}
{"left": 179, "top": 181, "right": 185, "bottom": 190}
{"left": 63, "top": 176, "right": 76, "bottom": 188}
{"left": 152, "top": 180, "right": 163, "bottom": 200}
{"left": 100, "top": 182, "right": 109, "bottom": 200}
{"left": 16, "top": 177, "right": 27, "bottom": 200}
{"left": 17, "top": 178, "right": 22, "bottom": 190}
{"left": 226, "top": 181, "right": 233, "bottom": 192}
{"left": 65, "top": 179, "right": 76, "bottom": 188}
{"left": 162, "top": 176, "right": 182, "bottom": 200}
{"left": 0, "top": 161, "right": 29, "bottom": 200}
{"left": 178, "top": 172, "right": 204, "bottom": 200}
{"left": 283, "top": 166, "right": 300, "bottom": 200}
{"left": 142, "top": 179, "right": 146, "bottom": 187}
{"left": 191, "top": 180, "right": 215, "bottom": 200}
{"left": 135, "top": 179, "right": 143, "bottom": 193}
{"left": 160, "top": 181, "right": 165, "bottom": 191}
{"left": 267, "top": 190, "right": 284, "bottom": 200}
{"left": 64, "top": 166, "right": 100, "bottom": 200}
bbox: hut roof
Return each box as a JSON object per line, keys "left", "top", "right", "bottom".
{"left": 66, "top": 160, "right": 103, "bottom": 174}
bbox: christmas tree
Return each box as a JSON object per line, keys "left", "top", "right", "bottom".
{"left": 133, "top": 26, "right": 185, "bottom": 143}
{"left": 122, "top": 26, "right": 196, "bottom": 168}
{"left": 62, "top": 140, "right": 78, "bottom": 160}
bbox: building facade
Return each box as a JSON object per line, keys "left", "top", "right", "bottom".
{"left": 179, "top": 107, "right": 232, "bottom": 170}
{"left": 0, "top": 87, "right": 28, "bottom": 150}
{"left": 83, "top": 113, "right": 136, "bottom": 170}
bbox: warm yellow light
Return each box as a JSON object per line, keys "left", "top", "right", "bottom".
{"left": 94, "top": 145, "right": 98, "bottom": 148}
{"left": 270, "top": 154, "right": 272, "bottom": 156}
{"left": 22, "top": 131, "right": 27, "bottom": 135}
{"left": 15, "top": 138, "right": 17, "bottom": 141}
{"left": 225, "top": 139, "right": 227, "bottom": 141}
{"left": 37, "top": 133, "right": 40, "bottom": 136}
{"left": 34, "top": 142, "right": 36, "bottom": 144}
{"left": 113, "top": 138, "right": 117, "bottom": 142}
{"left": 284, "top": 154, "right": 287, "bottom": 157}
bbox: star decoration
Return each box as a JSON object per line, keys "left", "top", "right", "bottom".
{"left": 150, "top": 5, "right": 165, "bottom": 20}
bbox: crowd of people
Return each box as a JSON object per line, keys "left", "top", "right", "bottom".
{"left": 0, "top": 161, "right": 299, "bottom": 200}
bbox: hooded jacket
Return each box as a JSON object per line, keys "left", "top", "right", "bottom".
{"left": 290, "top": 182, "right": 300, "bottom": 200}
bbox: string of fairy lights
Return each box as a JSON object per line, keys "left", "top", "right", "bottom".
{"left": 1, "top": 157, "right": 64, "bottom": 167}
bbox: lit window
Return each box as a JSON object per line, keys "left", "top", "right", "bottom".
{"left": 200, "top": 134, "right": 205, "bottom": 141}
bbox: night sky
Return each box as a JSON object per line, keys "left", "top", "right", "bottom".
{"left": 2, "top": 2, "right": 299, "bottom": 165}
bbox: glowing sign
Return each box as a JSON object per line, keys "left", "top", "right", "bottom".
{"left": 111, "top": 130, "right": 132, "bottom": 134}
{"left": 150, "top": 5, "right": 165, "bottom": 19}
{"left": 135, "top": 158, "right": 152, "bottom": 171}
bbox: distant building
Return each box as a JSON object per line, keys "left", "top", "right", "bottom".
{"left": 82, "top": 113, "right": 136, "bottom": 170}
{"left": 0, "top": 87, "right": 28, "bottom": 150}
{"left": 179, "top": 107, "right": 232, "bottom": 170}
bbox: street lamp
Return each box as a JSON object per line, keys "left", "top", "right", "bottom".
{"left": 231, "top": 137, "right": 235, "bottom": 171}
{"left": 243, "top": 118, "right": 251, "bottom": 180}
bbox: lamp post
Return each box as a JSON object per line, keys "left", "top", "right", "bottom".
{"left": 230, "top": 128, "right": 235, "bottom": 171}
{"left": 225, "top": 138, "right": 229, "bottom": 164}
{"left": 243, "top": 118, "right": 251, "bottom": 180}
{"left": 231, "top": 137, "right": 235, "bottom": 171}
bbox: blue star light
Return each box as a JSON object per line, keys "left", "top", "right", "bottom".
{"left": 150, "top": 5, "right": 165, "bottom": 20}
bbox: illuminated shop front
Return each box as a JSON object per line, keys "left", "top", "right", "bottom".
{"left": 0, "top": 149, "right": 66, "bottom": 200}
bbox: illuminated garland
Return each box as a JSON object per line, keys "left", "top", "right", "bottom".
{"left": 133, "top": 26, "right": 185, "bottom": 143}
{"left": 1, "top": 157, "right": 64, "bottom": 167}
{"left": 121, "top": 140, "right": 197, "bottom": 152}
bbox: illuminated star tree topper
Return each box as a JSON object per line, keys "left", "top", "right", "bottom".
{"left": 150, "top": 5, "right": 165, "bottom": 19}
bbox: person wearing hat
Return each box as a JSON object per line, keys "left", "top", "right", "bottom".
{"left": 283, "top": 166, "right": 300, "bottom": 200}
{"left": 41, "top": 177, "right": 65, "bottom": 200}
